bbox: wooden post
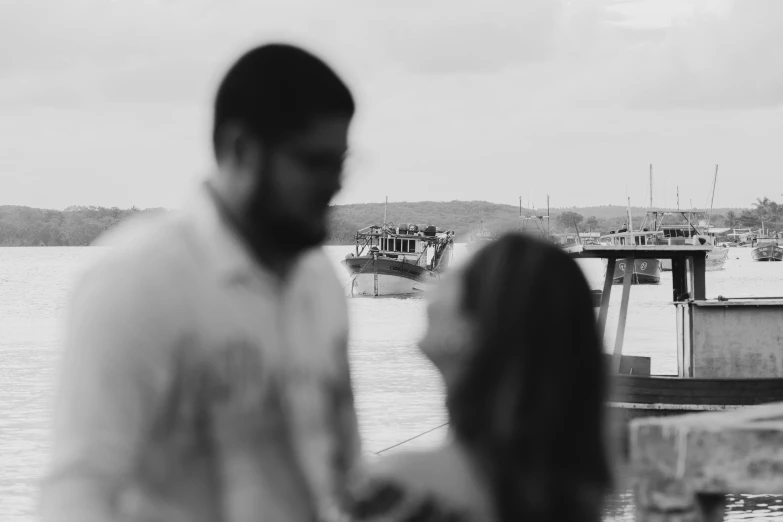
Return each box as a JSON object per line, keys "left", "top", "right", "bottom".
{"left": 672, "top": 257, "right": 688, "bottom": 301}
{"left": 598, "top": 257, "right": 615, "bottom": 344}
{"left": 612, "top": 255, "right": 634, "bottom": 374}
{"left": 692, "top": 253, "right": 706, "bottom": 300}
{"left": 373, "top": 252, "right": 379, "bottom": 296}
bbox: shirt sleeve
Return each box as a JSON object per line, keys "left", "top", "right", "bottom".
{"left": 329, "top": 260, "right": 363, "bottom": 495}
{"left": 40, "top": 258, "right": 172, "bottom": 522}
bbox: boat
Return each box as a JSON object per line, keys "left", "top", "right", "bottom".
{"left": 465, "top": 223, "right": 494, "bottom": 252}
{"left": 554, "top": 233, "right": 600, "bottom": 254}
{"left": 599, "top": 229, "right": 663, "bottom": 284}
{"left": 728, "top": 228, "right": 755, "bottom": 247}
{"left": 751, "top": 235, "right": 783, "bottom": 261}
{"left": 568, "top": 243, "right": 783, "bottom": 458}
{"left": 643, "top": 211, "right": 729, "bottom": 272}
{"left": 341, "top": 222, "right": 455, "bottom": 296}
{"left": 646, "top": 165, "right": 729, "bottom": 271}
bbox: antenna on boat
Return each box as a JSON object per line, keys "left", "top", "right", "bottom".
{"left": 383, "top": 196, "right": 388, "bottom": 226}
{"left": 627, "top": 197, "right": 633, "bottom": 234}
{"left": 677, "top": 187, "right": 680, "bottom": 211}
{"left": 547, "top": 195, "right": 550, "bottom": 237}
{"left": 518, "top": 196, "right": 522, "bottom": 231}
{"left": 707, "top": 164, "right": 718, "bottom": 230}
{"left": 649, "top": 164, "right": 653, "bottom": 210}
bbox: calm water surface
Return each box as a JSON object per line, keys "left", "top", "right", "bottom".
{"left": 1, "top": 245, "right": 782, "bottom": 520}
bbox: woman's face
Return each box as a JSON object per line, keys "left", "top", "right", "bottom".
{"left": 418, "top": 270, "right": 475, "bottom": 385}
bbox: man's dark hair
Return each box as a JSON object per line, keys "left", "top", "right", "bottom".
{"left": 212, "top": 43, "right": 354, "bottom": 159}
{"left": 449, "top": 233, "right": 611, "bottom": 522}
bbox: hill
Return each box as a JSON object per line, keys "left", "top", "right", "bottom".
{"left": 0, "top": 200, "right": 772, "bottom": 247}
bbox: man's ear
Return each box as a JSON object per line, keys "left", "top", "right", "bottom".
{"left": 215, "top": 122, "right": 264, "bottom": 175}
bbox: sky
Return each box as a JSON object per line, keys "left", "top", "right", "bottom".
{"left": 1, "top": 0, "right": 782, "bottom": 211}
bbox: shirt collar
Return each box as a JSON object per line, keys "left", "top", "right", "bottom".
{"left": 183, "top": 182, "right": 282, "bottom": 287}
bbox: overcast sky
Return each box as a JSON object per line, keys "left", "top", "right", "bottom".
{"left": 1, "top": 0, "right": 782, "bottom": 210}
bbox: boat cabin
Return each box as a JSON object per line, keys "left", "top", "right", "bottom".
{"left": 350, "top": 224, "right": 455, "bottom": 270}
{"left": 600, "top": 229, "right": 662, "bottom": 246}
{"left": 728, "top": 228, "right": 754, "bottom": 245}
{"left": 755, "top": 236, "right": 779, "bottom": 247}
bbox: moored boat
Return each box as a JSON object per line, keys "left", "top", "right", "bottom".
{"left": 599, "top": 229, "right": 663, "bottom": 285}
{"left": 465, "top": 224, "right": 494, "bottom": 252}
{"left": 641, "top": 210, "right": 729, "bottom": 272}
{"left": 751, "top": 237, "right": 783, "bottom": 261}
{"left": 341, "top": 223, "right": 455, "bottom": 296}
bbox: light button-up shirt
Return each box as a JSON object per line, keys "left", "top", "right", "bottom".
{"left": 41, "top": 186, "right": 360, "bottom": 522}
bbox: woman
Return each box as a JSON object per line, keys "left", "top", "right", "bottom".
{"left": 346, "top": 233, "right": 611, "bottom": 522}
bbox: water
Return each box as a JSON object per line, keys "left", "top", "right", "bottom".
{"left": 1, "top": 245, "right": 782, "bottom": 521}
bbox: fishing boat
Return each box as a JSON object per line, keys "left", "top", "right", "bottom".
{"left": 644, "top": 212, "right": 729, "bottom": 272}
{"left": 646, "top": 165, "right": 729, "bottom": 271}
{"left": 728, "top": 228, "right": 755, "bottom": 247}
{"left": 599, "top": 229, "right": 663, "bottom": 284}
{"left": 341, "top": 222, "right": 455, "bottom": 296}
{"left": 465, "top": 223, "right": 494, "bottom": 252}
{"left": 751, "top": 236, "right": 783, "bottom": 261}
{"left": 567, "top": 244, "right": 783, "bottom": 458}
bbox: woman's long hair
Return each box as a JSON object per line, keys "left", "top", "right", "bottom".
{"left": 447, "top": 233, "right": 611, "bottom": 522}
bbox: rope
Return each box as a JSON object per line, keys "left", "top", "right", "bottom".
{"left": 374, "top": 421, "right": 450, "bottom": 455}
{"left": 342, "top": 257, "right": 375, "bottom": 291}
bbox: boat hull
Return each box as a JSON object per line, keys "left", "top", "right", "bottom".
{"left": 341, "top": 256, "right": 440, "bottom": 296}
{"left": 751, "top": 244, "right": 783, "bottom": 261}
{"left": 609, "top": 258, "right": 661, "bottom": 285}
{"left": 608, "top": 374, "right": 783, "bottom": 457}
{"left": 660, "top": 248, "right": 728, "bottom": 271}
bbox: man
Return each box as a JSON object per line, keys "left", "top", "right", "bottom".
{"left": 41, "top": 44, "right": 361, "bottom": 522}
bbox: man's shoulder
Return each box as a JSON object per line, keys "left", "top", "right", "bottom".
{"left": 295, "top": 247, "right": 344, "bottom": 289}
{"left": 78, "top": 212, "right": 194, "bottom": 298}
{"left": 95, "top": 210, "right": 184, "bottom": 251}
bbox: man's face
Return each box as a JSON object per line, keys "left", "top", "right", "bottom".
{"left": 248, "top": 116, "right": 350, "bottom": 252}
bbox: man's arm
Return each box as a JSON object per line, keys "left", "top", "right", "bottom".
{"left": 331, "top": 291, "right": 363, "bottom": 515}
{"left": 41, "top": 260, "right": 170, "bottom": 522}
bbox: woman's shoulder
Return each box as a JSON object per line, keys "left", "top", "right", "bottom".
{"left": 346, "top": 445, "right": 493, "bottom": 522}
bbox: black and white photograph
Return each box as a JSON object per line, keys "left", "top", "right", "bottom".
{"left": 2, "top": 1, "right": 783, "bottom": 520}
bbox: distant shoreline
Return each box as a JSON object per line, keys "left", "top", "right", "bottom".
{"left": 0, "top": 200, "right": 771, "bottom": 247}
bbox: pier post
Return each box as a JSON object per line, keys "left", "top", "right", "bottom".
{"left": 630, "top": 402, "right": 783, "bottom": 522}
{"left": 692, "top": 254, "right": 706, "bottom": 300}
{"left": 672, "top": 258, "right": 688, "bottom": 301}
{"left": 598, "top": 257, "right": 615, "bottom": 344}
{"left": 612, "top": 255, "right": 634, "bottom": 374}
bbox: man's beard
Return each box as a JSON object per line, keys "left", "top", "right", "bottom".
{"left": 247, "top": 186, "right": 328, "bottom": 255}
{"left": 267, "top": 216, "right": 326, "bottom": 253}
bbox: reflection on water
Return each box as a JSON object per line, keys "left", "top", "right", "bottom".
{"left": 1, "top": 245, "right": 782, "bottom": 520}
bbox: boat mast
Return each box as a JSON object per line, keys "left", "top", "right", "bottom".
{"left": 518, "top": 196, "right": 522, "bottom": 231}
{"left": 627, "top": 197, "right": 633, "bottom": 235}
{"left": 547, "top": 195, "right": 550, "bottom": 238}
{"left": 649, "top": 164, "right": 653, "bottom": 210}
{"left": 649, "top": 164, "right": 655, "bottom": 229}
{"left": 707, "top": 164, "right": 718, "bottom": 229}
{"left": 384, "top": 196, "right": 388, "bottom": 226}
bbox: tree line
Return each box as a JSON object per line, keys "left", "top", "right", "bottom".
{"left": 0, "top": 205, "right": 165, "bottom": 246}
{"left": 554, "top": 197, "right": 782, "bottom": 235}
{"left": 1, "top": 197, "right": 780, "bottom": 247}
